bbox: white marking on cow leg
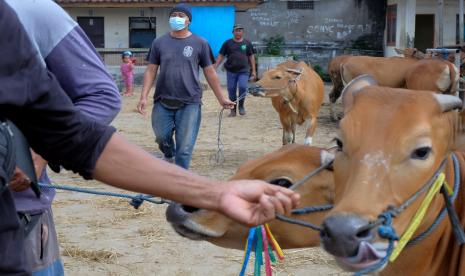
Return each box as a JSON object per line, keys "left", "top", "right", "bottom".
{"left": 304, "top": 137, "right": 313, "bottom": 145}
{"left": 304, "top": 119, "right": 313, "bottom": 145}
{"left": 436, "top": 66, "right": 451, "bottom": 92}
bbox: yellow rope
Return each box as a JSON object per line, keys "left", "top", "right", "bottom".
{"left": 389, "top": 173, "right": 446, "bottom": 262}
{"left": 265, "top": 224, "right": 284, "bottom": 259}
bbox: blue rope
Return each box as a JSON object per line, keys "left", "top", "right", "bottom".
{"left": 239, "top": 227, "right": 256, "bottom": 276}
{"left": 354, "top": 212, "right": 398, "bottom": 276}
{"left": 291, "top": 204, "right": 333, "bottom": 215}
{"left": 38, "top": 182, "right": 170, "bottom": 209}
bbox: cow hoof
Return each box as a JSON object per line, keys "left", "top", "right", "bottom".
{"left": 304, "top": 137, "right": 313, "bottom": 145}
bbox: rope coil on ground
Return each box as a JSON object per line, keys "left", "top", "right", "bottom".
{"left": 209, "top": 92, "right": 250, "bottom": 166}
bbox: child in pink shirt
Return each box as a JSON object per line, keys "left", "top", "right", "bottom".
{"left": 120, "top": 50, "right": 135, "bottom": 96}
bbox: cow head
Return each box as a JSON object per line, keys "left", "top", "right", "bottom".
{"left": 394, "top": 47, "right": 425, "bottom": 59}
{"left": 248, "top": 61, "right": 306, "bottom": 99}
{"left": 166, "top": 144, "right": 334, "bottom": 249}
{"left": 320, "top": 76, "right": 462, "bottom": 273}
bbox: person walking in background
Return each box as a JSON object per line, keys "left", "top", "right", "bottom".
{"left": 5, "top": 0, "right": 121, "bottom": 274}
{"left": 121, "top": 50, "right": 135, "bottom": 96}
{"left": 137, "top": 3, "right": 235, "bottom": 169}
{"left": 214, "top": 24, "right": 256, "bottom": 117}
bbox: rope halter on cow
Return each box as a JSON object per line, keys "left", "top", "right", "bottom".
{"left": 248, "top": 67, "right": 304, "bottom": 114}
{"left": 352, "top": 153, "right": 464, "bottom": 276}
{"left": 264, "top": 150, "right": 464, "bottom": 276}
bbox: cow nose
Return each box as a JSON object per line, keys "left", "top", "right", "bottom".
{"left": 247, "top": 84, "right": 262, "bottom": 96}
{"left": 320, "top": 215, "right": 374, "bottom": 257}
{"left": 165, "top": 202, "right": 200, "bottom": 224}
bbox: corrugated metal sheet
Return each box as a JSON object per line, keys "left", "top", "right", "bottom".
{"left": 190, "top": 6, "right": 235, "bottom": 57}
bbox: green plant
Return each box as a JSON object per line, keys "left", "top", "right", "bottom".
{"left": 263, "top": 35, "right": 285, "bottom": 56}
{"left": 312, "top": 64, "right": 331, "bottom": 82}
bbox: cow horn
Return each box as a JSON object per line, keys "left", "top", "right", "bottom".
{"left": 432, "top": 94, "right": 463, "bottom": 112}
{"left": 342, "top": 74, "right": 378, "bottom": 113}
{"left": 286, "top": 68, "right": 303, "bottom": 74}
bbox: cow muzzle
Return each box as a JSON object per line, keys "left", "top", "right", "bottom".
{"left": 247, "top": 84, "right": 266, "bottom": 97}
{"left": 165, "top": 202, "right": 226, "bottom": 240}
{"left": 321, "top": 214, "right": 389, "bottom": 272}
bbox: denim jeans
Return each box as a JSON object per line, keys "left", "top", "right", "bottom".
{"left": 151, "top": 101, "right": 201, "bottom": 169}
{"left": 226, "top": 71, "right": 249, "bottom": 106}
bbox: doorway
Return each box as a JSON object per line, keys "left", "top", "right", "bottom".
{"left": 414, "top": 14, "right": 434, "bottom": 52}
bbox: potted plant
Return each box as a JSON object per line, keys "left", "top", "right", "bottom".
{"left": 256, "top": 35, "right": 292, "bottom": 78}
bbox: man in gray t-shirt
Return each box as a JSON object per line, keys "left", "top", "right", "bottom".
{"left": 138, "top": 3, "right": 234, "bottom": 169}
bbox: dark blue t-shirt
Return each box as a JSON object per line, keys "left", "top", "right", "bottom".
{"left": 219, "top": 38, "right": 255, "bottom": 73}
{"left": 147, "top": 33, "right": 213, "bottom": 104}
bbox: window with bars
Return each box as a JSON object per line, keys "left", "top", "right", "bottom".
{"left": 287, "top": 1, "right": 314, "bottom": 10}
{"left": 386, "top": 4, "right": 397, "bottom": 46}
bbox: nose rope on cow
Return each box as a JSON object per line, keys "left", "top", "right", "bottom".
{"left": 249, "top": 68, "right": 303, "bottom": 114}
{"left": 269, "top": 152, "right": 464, "bottom": 276}
{"left": 274, "top": 157, "right": 335, "bottom": 231}
{"left": 352, "top": 153, "right": 464, "bottom": 276}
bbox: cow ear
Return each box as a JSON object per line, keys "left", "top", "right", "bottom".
{"left": 394, "top": 48, "right": 404, "bottom": 55}
{"left": 432, "top": 94, "right": 463, "bottom": 112}
{"left": 342, "top": 74, "right": 377, "bottom": 113}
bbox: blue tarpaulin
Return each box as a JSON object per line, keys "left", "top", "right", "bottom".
{"left": 190, "top": 6, "right": 235, "bottom": 58}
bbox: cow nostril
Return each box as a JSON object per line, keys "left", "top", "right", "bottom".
{"left": 320, "top": 228, "right": 330, "bottom": 239}
{"left": 181, "top": 205, "right": 199, "bottom": 213}
{"left": 356, "top": 228, "right": 372, "bottom": 240}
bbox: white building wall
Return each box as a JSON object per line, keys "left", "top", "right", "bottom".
{"left": 64, "top": 7, "right": 171, "bottom": 48}
{"left": 385, "top": 0, "right": 461, "bottom": 57}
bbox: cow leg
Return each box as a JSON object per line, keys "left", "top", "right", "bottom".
{"left": 291, "top": 122, "right": 296, "bottom": 144}
{"left": 328, "top": 86, "right": 341, "bottom": 121}
{"left": 282, "top": 130, "right": 293, "bottom": 145}
{"left": 304, "top": 116, "right": 317, "bottom": 145}
{"left": 280, "top": 116, "right": 293, "bottom": 145}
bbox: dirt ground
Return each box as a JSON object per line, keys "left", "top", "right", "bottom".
{"left": 50, "top": 84, "right": 349, "bottom": 275}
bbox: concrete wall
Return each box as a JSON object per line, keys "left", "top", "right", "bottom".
{"left": 237, "top": 0, "right": 386, "bottom": 49}
{"left": 65, "top": 7, "right": 171, "bottom": 48}
{"left": 235, "top": 0, "right": 386, "bottom": 72}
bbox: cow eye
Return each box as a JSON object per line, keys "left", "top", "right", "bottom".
{"left": 269, "top": 178, "right": 293, "bottom": 188}
{"left": 333, "top": 138, "right": 343, "bottom": 151}
{"left": 411, "top": 146, "right": 432, "bottom": 160}
{"left": 272, "top": 75, "right": 282, "bottom": 80}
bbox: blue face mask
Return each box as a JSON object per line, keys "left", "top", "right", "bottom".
{"left": 169, "top": 17, "right": 186, "bottom": 31}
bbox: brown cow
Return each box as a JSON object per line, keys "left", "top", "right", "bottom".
{"left": 320, "top": 75, "right": 465, "bottom": 275}
{"left": 328, "top": 49, "right": 424, "bottom": 121}
{"left": 341, "top": 55, "right": 458, "bottom": 93}
{"left": 406, "top": 58, "right": 459, "bottom": 94}
{"left": 166, "top": 144, "right": 334, "bottom": 249}
{"left": 248, "top": 60, "right": 324, "bottom": 145}
{"left": 328, "top": 55, "right": 351, "bottom": 121}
